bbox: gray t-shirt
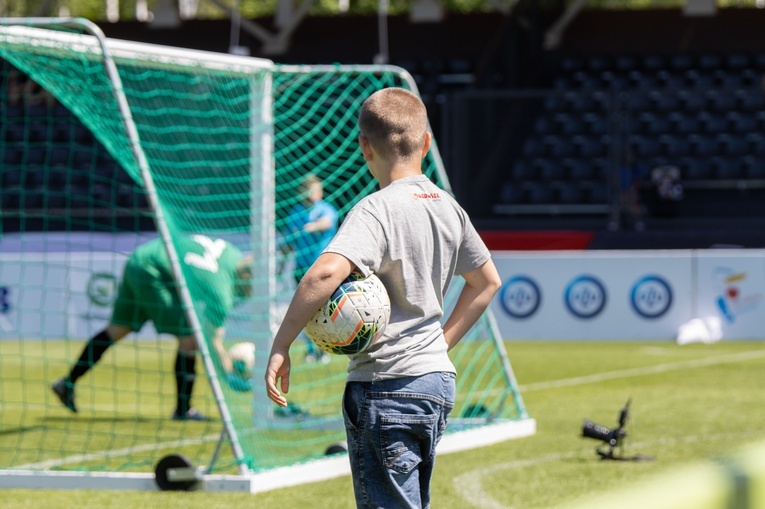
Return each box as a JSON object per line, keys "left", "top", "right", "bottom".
{"left": 324, "top": 174, "right": 491, "bottom": 382}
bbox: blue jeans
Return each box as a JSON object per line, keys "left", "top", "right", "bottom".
{"left": 342, "top": 372, "right": 456, "bottom": 509}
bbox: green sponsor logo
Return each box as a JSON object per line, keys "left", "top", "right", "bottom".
{"left": 87, "top": 273, "right": 117, "bottom": 307}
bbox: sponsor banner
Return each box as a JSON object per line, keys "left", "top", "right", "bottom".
{"left": 0, "top": 252, "right": 158, "bottom": 339}
{"left": 491, "top": 251, "right": 694, "bottom": 340}
{"left": 695, "top": 250, "right": 765, "bottom": 340}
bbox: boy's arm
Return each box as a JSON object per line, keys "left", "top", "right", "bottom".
{"left": 265, "top": 252, "right": 354, "bottom": 406}
{"left": 443, "top": 258, "right": 502, "bottom": 352}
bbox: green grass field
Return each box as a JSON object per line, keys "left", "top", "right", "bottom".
{"left": 2, "top": 340, "right": 765, "bottom": 508}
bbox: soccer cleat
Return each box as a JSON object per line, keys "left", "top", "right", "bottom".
{"left": 51, "top": 378, "right": 77, "bottom": 413}
{"left": 172, "top": 408, "right": 209, "bottom": 421}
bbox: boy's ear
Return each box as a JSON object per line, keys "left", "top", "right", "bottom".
{"left": 359, "top": 135, "right": 373, "bottom": 161}
{"left": 421, "top": 131, "right": 432, "bottom": 158}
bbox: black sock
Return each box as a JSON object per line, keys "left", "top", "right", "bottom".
{"left": 68, "top": 330, "right": 114, "bottom": 384}
{"left": 175, "top": 352, "right": 196, "bottom": 415}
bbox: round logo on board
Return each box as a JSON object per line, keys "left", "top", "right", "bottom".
{"left": 630, "top": 275, "right": 673, "bottom": 319}
{"left": 564, "top": 275, "right": 607, "bottom": 319}
{"left": 87, "top": 273, "right": 118, "bottom": 307}
{"left": 499, "top": 276, "right": 541, "bottom": 319}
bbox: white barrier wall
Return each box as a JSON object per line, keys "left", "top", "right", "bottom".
{"left": 1, "top": 234, "right": 763, "bottom": 341}
{"left": 491, "top": 250, "right": 765, "bottom": 341}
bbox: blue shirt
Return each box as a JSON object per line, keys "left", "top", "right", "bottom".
{"left": 285, "top": 199, "right": 338, "bottom": 273}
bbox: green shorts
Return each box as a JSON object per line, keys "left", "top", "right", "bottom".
{"left": 110, "top": 260, "right": 192, "bottom": 337}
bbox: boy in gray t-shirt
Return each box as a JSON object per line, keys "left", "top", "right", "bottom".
{"left": 265, "top": 87, "right": 501, "bottom": 509}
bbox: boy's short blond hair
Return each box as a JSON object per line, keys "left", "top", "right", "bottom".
{"left": 358, "top": 87, "right": 428, "bottom": 161}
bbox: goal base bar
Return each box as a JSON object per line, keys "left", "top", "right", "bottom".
{"left": 0, "top": 418, "right": 536, "bottom": 494}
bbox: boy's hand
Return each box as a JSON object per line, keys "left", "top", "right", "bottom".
{"left": 265, "top": 349, "right": 291, "bottom": 407}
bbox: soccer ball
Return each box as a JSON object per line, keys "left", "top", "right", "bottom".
{"left": 304, "top": 271, "right": 391, "bottom": 355}
{"left": 228, "top": 342, "right": 255, "bottom": 379}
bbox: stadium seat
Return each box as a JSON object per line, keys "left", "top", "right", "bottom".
{"left": 575, "top": 135, "right": 607, "bottom": 157}
{"left": 4, "top": 123, "right": 25, "bottom": 142}
{"left": 726, "top": 53, "right": 751, "bottom": 70}
{"left": 615, "top": 55, "right": 639, "bottom": 72}
{"left": 536, "top": 159, "right": 566, "bottom": 180}
{"left": 572, "top": 70, "right": 601, "bottom": 90}
{"left": 587, "top": 181, "right": 609, "bottom": 204}
{"left": 592, "top": 158, "right": 610, "bottom": 180}
{"left": 679, "top": 90, "right": 707, "bottom": 111}
{"left": 544, "top": 134, "right": 576, "bottom": 158}
{"left": 736, "top": 89, "right": 765, "bottom": 110}
{"left": 583, "top": 112, "right": 609, "bottom": 134}
{"left": 600, "top": 70, "right": 629, "bottom": 90}
{"left": 587, "top": 56, "right": 611, "bottom": 73}
{"left": 711, "top": 157, "right": 741, "bottom": 179}
{"left": 718, "top": 133, "right": 748, "bottom": 156}
{"left": 660, "top": 134, "right": 692, "bottom": 157}
{"left": 707, "top": 90, "right": 737, "bottom": 112}
{"left": 526, "top": 182, "right": 554, "bottom": 204}
{"left": 698, "top": 54, "right": 723, "bottom": 71}
{"left": 727, "top": 111, "right": 758, "bottom": 133}
{"left": 740, "top": 68, "right": 762, "bottom": 88}
{"left": 564, "top": 91, "right": 596, "bottom": 112}
{"left": 747, "top": 133, "right": 765, "bottom": 155}
{"left": 554, "top": 112, "right": 585, "bottom": 135}
{"left": 690, "top": 133, "right": 720, "bottom": 156}
{"left": 669, "top": 54, "right": 694, "bottom": 71}
{"left": 49, "top": 147, "right": 70, "bottom": 165}
{"left": 544, "top": 93, "right": 567, "bottom": 112}
{"left": 651, "top": 90, "right": 680, "bottom": 110}
{"left": 698, "top": 111, "right": 728, "bottom": 134}
{"left": 656, "top": 70, "right": 686, "bottom": 89}
{"left": 566, "top": 159, "right": 595, "bottom": 180}
{"left": 2, "top": 146, "right": 22, "bottom": 165}
{"left": 48, "top": 166, "right": 68, "bottom": 188}
{"left": 714, "top": 69, "right": 743, "bottom": 89}
{"left": 642, "top": 54, "right": 666, "bottom": 71}
{"left": 742, "top": 156, "right": 765, "bottom": 179}
{"left": 680, "top": 156, "right": 713, "bottom": 180}
{"left": 640, "top": 111, "right": 671, "bottom": 134}
{"left": 1, "top": 188, "right": 20, "bottom": 209}
{"left": 627, "top": 70, "right": 659, "bottom": 90}
{"left": 625, "top": 91, "right": 651, "bottom": 111}
{"left": 556, "top": 181, "right": 584, "bottom": 204}
{"left": 670, "top": 111, "right": 701, "bottom": 134}
{"left": 685, "top": 69, "right": 715, "bottom": 89}
{"left": 629, "top": 135, "right": 661, "bottom": 157}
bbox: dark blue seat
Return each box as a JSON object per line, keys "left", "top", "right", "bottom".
{"left": 726, "top": 53, "right": 751, "bottom": 70}
{"left": 642, "top": 55, "right": 666, "bottom": 71}
{"left": 679, "top": 90, "right": 707, "bottom": 111}
{"left": 656, "top": 70, "right": 686, "bottom": 89}
{"left": 690, "top": 133, "right": 720, "bottom": 156}
{"left": 575, "top": 135, "right": 607, "bottom": 157}
{"left": 747, "top": 133, "right": 765, "bottom": 155}
{"left": 742, "top": 156, "right": 765, "bottom": 179}
{"left": 625, "top": 91, "right": 651, "bottom": 111}
{"left": 640, "top": 111, "right": 671, "bottom": 134}
{"left": 680, "top": 156, "right": 713, "bottom": 180}
{"left": 651, "top": 90, "right": 681, "bottom": 110}
{"left": 536, "top": 159, "right": 566, "bottom": 180}
{"left": 670, "top": 112, "right": 701, "bottom": 134}
{"left": 697, "top": 54, "right": 723, "bottom": 71}
{"left": 557, "top": 182, "right": 585, "bottom": 204}
{"left": 669, "top": 54, "right": 694, "bottom": 71}
{"left": 566, "top": 159, "right": 595, "bottom": 180}
{"left": 714, "top": 70, "right": 743, "bottom": 90}
{"left": 526, "top": 182, "right": 554, "bottom": 204}
{"left": 1, "top": 166, "right": 21, "bottom": 187}
{"left": 544, "top": 134, "right": 576, "bottom": 158}
{"left": 660, "top": 134, "right": 692, "bottom": 157}
{"left": 554, "top": 112, "right": 585, "bottom": 135}
{"left": 629, "top": 135, "right": 661, "bottom": 157}
{"left": 534, "top": 116, "right": 555, "bottom": 135}
{"left": 707, "top": 90, "right": 737, "bottom": 112}
{"left": 587, "top": 182, "right": 609, "bottom": 204}
{"left": 718, "top": 134, "right": 748, "bottom": 156}
{"left": 698, "top": 111, "right": 728, "bottom": 134}
{"left": 583, "top": 112, "right": 609, "bottom": 134}
{"left": 727, "top": 111, "right": 758, "bottom": 133}
{"left": 736, "top": 89, "right": 765, "bottom": 110}
{"left": 627, "top": 70, "right": 659, "bottom": 90}
{"left": 685, "top": 69, "right": 715, "bottom": 89}
{"left": 711, "top": 157, "right": 741, "bottom": 179}
{"left": 564, "top": 91, "right": 596, "bottom": 112}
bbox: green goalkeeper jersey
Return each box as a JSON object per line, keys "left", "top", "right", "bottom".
{"left": 111, "top": 235, "right": 245, "bottom": 336}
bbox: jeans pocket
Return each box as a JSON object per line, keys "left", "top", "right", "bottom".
{"left": 343, "top": 383, "right": 361, "bottom": 431}
{"left": 380, "top": 413, "right": 439, "bottom": 474}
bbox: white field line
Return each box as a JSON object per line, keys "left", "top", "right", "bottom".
{"left": 10, "top": 349, "right": 765, "bottom": 473}
{"left": 519, "top": 348, "right": 765, "bottom": 392}
{"left": 453, "top": 430, "right": 765, "bottom": 509}
{"left": 14, "top": 433, "right": 222, "bottom": 470}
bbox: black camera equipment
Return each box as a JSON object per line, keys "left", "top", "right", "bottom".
{"left": 581, "top": 399, "right": 653, "bottom": 461}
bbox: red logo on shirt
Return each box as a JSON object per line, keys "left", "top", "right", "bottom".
{"left": 412, "top": 192, "right": 441, "bottom": 200}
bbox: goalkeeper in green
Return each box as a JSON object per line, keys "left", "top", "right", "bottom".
{"left": 51, "top": 235, "right": 253, "bottom": 420}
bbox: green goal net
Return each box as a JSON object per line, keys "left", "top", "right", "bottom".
{"left": 0, "top": 19, "right": 533, "bottom": 490}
